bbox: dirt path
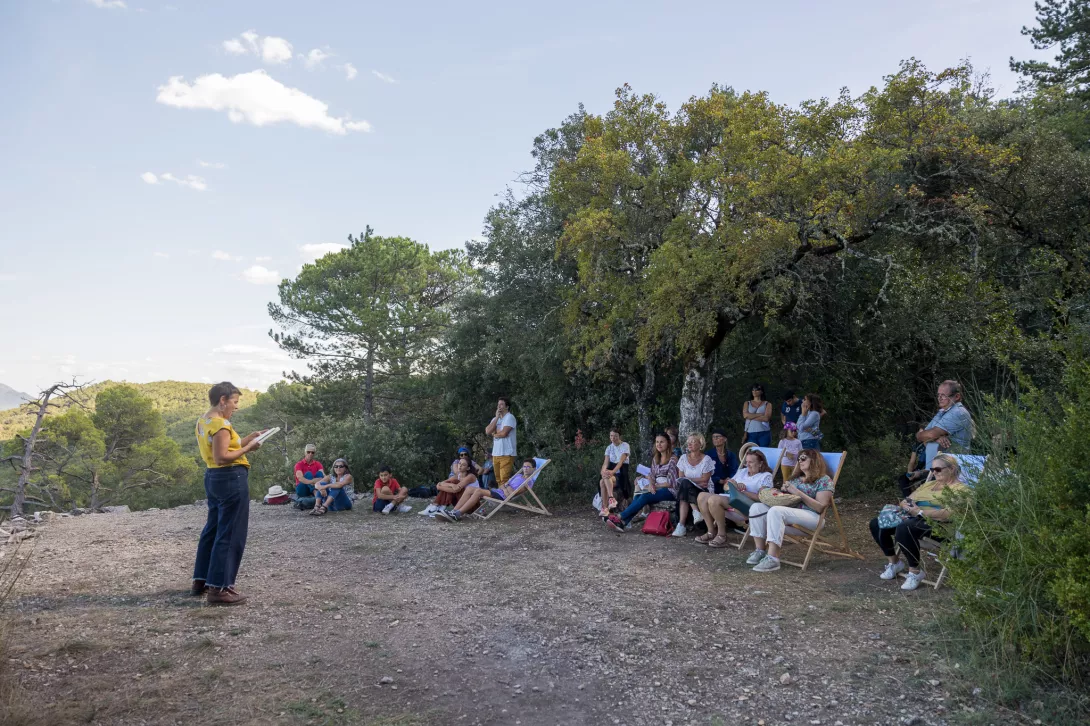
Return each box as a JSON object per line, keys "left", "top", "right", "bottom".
{"left": 5, "top": 499, "right": 1002, "bottom": 726}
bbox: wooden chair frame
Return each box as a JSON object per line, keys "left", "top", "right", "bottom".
{"left": 737, "top": 451, "right": 864, "bottom": 570}
{"left": 473, "top": 458, "right": 552, "bottom": 520}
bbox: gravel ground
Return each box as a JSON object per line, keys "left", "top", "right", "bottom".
{"left": 3, "top": 499, "right": 1008, "bottom": 726}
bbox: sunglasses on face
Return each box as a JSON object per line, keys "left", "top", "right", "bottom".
{"left": 930, "top": 466, "right": 947, "bottom": 473}
{"left": 334, "top": 465, "right": 345, "bottom": 469}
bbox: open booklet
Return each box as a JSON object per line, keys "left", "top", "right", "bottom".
{"left": 254, "top": 427, "right": 281, "bottom": 445}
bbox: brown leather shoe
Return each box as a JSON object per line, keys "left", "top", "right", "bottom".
{"left": 206, "top": 587, "right": 247, "bottom": 606}
{"left": 191, "top": 579, "right": 207, "bottom": 596}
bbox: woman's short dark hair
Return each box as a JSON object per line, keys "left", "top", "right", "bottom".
{"left": 208, "top": 381, "right": 242, "bottom": 406}
{"left": 751, "top": 383, "right": 766, "bottom": 400}
{"left": 711, "top": 427, "right": 727, "bottom": 438}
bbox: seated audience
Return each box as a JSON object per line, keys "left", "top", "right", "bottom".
{"left": 598, "top": 427, "right": 631, "bottom": 517}
{"left": 309, "top": 458, "right": 353, "bottom": 516}
{"left": 420, "top": 459, "right": 478, "bottom": 518}
{"left": 294, "top": 443, "right": 324, "bottom": 497}
{"left": 899, "top": 380, "right": 974, "bottom": 497}
{"left": 449, "top": 446, "right": 481, "bottom": 478}
{"left": 666, "top": 426, "right": 682, "bottom": 458}
{"left": 372, "top": 465, "right": 410, "bottom": 514}
{"left": 797, "top": 393, "right": 825, "bottom": 451}
{"left": 672, "top": 433, "right": 715, "bottom": 538}
{"left": 706, "top": 427, "right": 739, "bottom": 493}
{"left": 777, "top": 422, "right": 802, "bottom": 482}
{"left": 605, "top": 433, "right": 678, "bottom": 532}
{"left": 438, "top": 456, "right": 538, "bottom": 522}
{"left": 695, "top": 448, "right": 773, "bottom": 547}
{"left": 745, "top": 451, "right": 834, "bottom": 572}
{"left": 871, "top": 453, "right": 968, "bottom": 591}
{"left": 742, "top": 383, "right": 773, "bottom": 447}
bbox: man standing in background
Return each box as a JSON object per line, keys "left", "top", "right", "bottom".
{"left": 294, "top": 444, "right": 325, "bottom": 498}
{"left": 780, "top": 390, "right": 802, "bottom": 429}
{"left": 486, "top": 396, "right": 517, "bottom": 485}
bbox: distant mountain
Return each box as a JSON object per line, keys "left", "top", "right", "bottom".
{"left": 0, "top": 383, "right": 31, "bottom": 410}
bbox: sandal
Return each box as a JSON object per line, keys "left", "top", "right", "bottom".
{"left": 708, "top": 535, "right": 730, "bottom": 548}
{"left": 695, "top": 532, "right": 716, "bottom": 543}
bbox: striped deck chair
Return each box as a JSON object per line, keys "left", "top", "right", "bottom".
{"left": 473, "top": 458, "right": 552, "bottom": 520}
{"left": 738, "top": 450, "right": 864, "bottom": 570}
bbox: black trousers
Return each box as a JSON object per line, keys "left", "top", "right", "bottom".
{"left": 869, "top": 516, "right": 937, "bottom": 569}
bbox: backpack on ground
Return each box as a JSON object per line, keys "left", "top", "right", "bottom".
{"left": 642, "top": 510, "right": 672, "bottom": 536}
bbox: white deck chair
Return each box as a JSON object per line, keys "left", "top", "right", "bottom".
{"left": 903, "top": 453, "right": 986, "bottom": 589}
{"left": 473, "top": 458, "right": 552, "bottom": 520}
{"left": 738, "top": 450, "right": 864, "bottom": 569}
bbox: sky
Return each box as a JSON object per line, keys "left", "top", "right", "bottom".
{"left": 0, "top": 0, "right": 1050, "bottom": 398}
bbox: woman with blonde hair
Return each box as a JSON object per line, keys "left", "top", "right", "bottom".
{"left": 671, "top": 432, "right": 715, "bottom": 538}
{"left": 745, "top": 450, "right": 834, "bottom": 572}
{"left": 869, "top": 453, "right": 969, "bottom": 591}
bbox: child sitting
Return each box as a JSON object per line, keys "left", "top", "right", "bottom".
{"left": 777, "top": 422, "right": 803, "bottom": 483}
{"left": 372, "top": 465, "right": 411, "bottom": 514}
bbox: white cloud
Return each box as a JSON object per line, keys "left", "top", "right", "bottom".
{"left": 261, "top": 36, "right": 293, "bottom": 64}
{"left": 240, "top": 265, "right": 281, "bottom": 285}
{"left": 342, "top": 63, "right": 358, "bottom": 81}
{"left": 141, "top": 171, "right": 159, "bottom": 184}
{"left": 160, "top": 172, "right": 207, "bottom": 191}
{"left": 223, "top": 38, "right": 247, "bottom": 55}
{"left": 154, "top": 251, "right": 170, "bottom": 259}
{"left": 255, "top": 256, "right": 272, "bottom": 262}
{"left": 299, "top": 242, "right": 348, "bottom": 264}
{"left": 372, "top": 70, "right": 397, "bottom": 84}
{"left": 302, "top": 48, "right": 331, "bottom": 70}
{"left": 212, "top": 250, "right": 242, "bottom": 262}
{"left": 87, "top": 0, "right": 127, "bottom": 9}
{"left": 197, "top": 160, "right": 226, "bottom": 169}
{"left": 157, "top": 71, "right": 371, "bottom": 135}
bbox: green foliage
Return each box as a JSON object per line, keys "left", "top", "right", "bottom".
{"left": 1011, "top": 0, "right": 1090, "bottom": 99}
{"left": 948, "top": 359, "right": 1090, "bottom": 685}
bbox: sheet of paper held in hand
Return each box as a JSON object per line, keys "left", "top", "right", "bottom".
{"left": 254, "top": 427, "right": 281, "bottom": 445}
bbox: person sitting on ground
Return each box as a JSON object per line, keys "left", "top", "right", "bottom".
{"left": 871, "top": 453, "right": 968, "bottom": 591}
{"left": 777, "top": 422, "right": 803, "bottom": 482}
{"left": 597, "top": 426, "right": 631, "bottom": 517}
{"left": 898, "top": 380, "right": 974, "bottom": 498}
{"left": 742, "top": 383, "right": 774, "bottom": 448}
{"left": 449, "top": 446, "right": 481, "bottom": 478}
{"left": 438, "top": 456, "right": 538, "bottom": 522}
{"left": 420, "top": 459, "right": 478, "bottom": 517}
{"left": 372, "top": 465, "right": 411, "bottom": 514}
{"left": 797, "top": 393, "right": 825, "bottom": 451}
{"left": 294, "top": 444, "right": 325, "bottom": 498}
{"left": 745, "top": 450, "right": 834, "bottom": 572}
{"left": 310, "top": 458, "right": 354, "bottom": 516}
{"left": 706, "top": 427, "right": 739, "bottom": 493}
{"left": 695, "top": 448, "right": 774, "bottom": 547}
{"left": 672, "top": 433, "right": 715, "bottom": 538}
{"left": 606, "top": 432, "right": 679, "bottom": 532}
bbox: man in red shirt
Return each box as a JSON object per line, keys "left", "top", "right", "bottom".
{"left": 294, "top": 444, "right": 325, "bottom": 497}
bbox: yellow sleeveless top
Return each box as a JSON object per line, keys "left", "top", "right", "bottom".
{"left": 195, "top": 415, "right": 249, "bottom": 469}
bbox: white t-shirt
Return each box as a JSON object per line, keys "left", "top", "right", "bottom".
{"left": 605, "top": 442, "right": 630, "bottom": 464}
{"left": 725, "top": 468, "right": 774, "bottom": 495}
{"left": 677, "top": 454, "right": 715, "bottom": 484}
{"left": 492, "top": 412, "right": 517, "bottom": 457}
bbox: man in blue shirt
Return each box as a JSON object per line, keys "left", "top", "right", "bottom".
{"left": 898, "top": 380, "right": 974, "bottom": 497}
{"left": 780, "top": 391, "right": 802, "bottom": 428}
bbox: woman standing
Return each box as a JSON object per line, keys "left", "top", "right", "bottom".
{"left": 193, "top": 382, "right": 265, "bottom": 606}
{"left": 742, "top": 384, "right": 773, "bottom": 448}
{"left": 597, "top": 427, "right": 631, "bottom": 517}
{"left": 797, "top": 393, "right": 826, "bottom": 451}
{"left": 672, "top": 433, "right": 715, "bottom": 537}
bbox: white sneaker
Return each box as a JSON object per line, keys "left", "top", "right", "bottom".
{"left": 419, "top": 504, "right": 438, "bottom": 516}
{"left": 746, "top": 550, "right": 766, "bottom": 565}
{"left": 381, "top": 502, "right": 395, "bottom": 515}
{"left": 881, "top": 561, "right": 906, "bottom": 580}
{"left": 670, "top": 523, "right": 687, "bottom": 537}
{"left": 901, "top": 570, "right": 926, "bottom": 591}
{"left": 692, "top": 510, "right": 704, "bottom": 524}
{"left": 752, "top": 556, "right": 781, "bottom": 573}
{"left": 398, "top": 504, "right": 413, "bottom": 513}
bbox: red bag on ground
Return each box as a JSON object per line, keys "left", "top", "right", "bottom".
{"left": 642, "top": 510, "right": 671, "bottom": 536}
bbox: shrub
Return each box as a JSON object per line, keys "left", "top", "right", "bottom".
{"left": 948, "top": 360, "right": 1090, "bottom": 687}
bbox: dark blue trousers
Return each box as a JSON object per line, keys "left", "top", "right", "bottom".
{"left": 193, "top": 465, "right": 250, "bottom": 589}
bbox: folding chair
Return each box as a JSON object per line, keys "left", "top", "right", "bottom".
{"left": 901, "top": 454, "right": 986, "bottom": 589}
{"left": 473, "top": 458, "right": 552, "bottom": 520}
{"left": 738, "top": 451, "right": 864, "bottom": 569}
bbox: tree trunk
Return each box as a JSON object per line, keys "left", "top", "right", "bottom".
{"left": 11, "top": 385, "right": 62, "bottom": 517}
{"left": 90, "top": 471, "right": 101, "bottom": 511}
{"left": 635, "top": 364, "right": 655, "bottom": 461}
{"left": 364, "top": 345, "right": 375, "bottom": 419}
{"left": 678, "top": 350, "right": 717, "bottom": 439}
